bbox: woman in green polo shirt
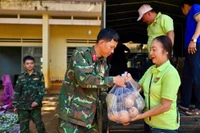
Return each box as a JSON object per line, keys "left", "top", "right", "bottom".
{"left": 125, "top": 36, "right": 181, "bottom": 133}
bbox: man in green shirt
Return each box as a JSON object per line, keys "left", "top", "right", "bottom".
{"left": 137, "top": 4, "right": 175, "bottom": 57}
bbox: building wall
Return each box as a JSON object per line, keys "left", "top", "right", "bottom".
{"left": 0, "top": 24, "right": 42, "bottom": 39}
{"left": 0, "top": 24, "right": 100, "bottom": 80}
{"left": 50, "top": 25, "right": 100, "bottom": 80}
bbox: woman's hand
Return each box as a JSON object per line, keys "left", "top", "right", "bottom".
{"left": 122, "top": 114, "right": 142, "bottom": 126}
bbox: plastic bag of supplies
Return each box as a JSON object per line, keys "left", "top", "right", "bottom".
{"left": 106, "top": 80, "right": 145, "bottom": 123}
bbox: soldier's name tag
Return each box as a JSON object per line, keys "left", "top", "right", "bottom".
{"left": 33, "top": 78, "right": 39, "bottom": 80}
{"left": 20, "top": 79, "right": 25, "bottom": 82}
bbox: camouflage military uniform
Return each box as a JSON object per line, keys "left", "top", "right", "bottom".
{"left": 56, "top": 47, "right": 114, "bottom": 133}
{"left": 13, "top": 70, "right": 46, "bottom": 133}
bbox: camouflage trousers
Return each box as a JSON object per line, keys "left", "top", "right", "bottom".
{"left": 18, "top": 108, "right": 45, "bottom": 133}
{"left": 57, "top": 118, "right": 99, "bottom": 133}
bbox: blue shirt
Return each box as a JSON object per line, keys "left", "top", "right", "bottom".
{"left": 185, "top": 4, "right": 200, "bottom": 48}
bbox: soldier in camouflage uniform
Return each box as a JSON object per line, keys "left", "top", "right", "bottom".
{"left": 56, "top": 28, "right": 126, "bottom": 133}
{"left": 13, "top": 55, "right": 46, "bottom": 133}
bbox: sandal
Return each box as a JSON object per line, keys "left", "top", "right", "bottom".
{"left": 185, "top": 109, "right": 200, "bottom": 116}
{"left": 178, "top": 105, "right": 189, "bottom": 115}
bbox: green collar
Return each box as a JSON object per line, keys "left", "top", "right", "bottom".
{"left": 151, "top": 60, "right": 170, "bottom": 74}
{"left": 24, "top": 69, "right": 37, "bottom": 76}
{"left": 91, "top": 46, "right": 105, "bottom": 62}
{"left": 150, "top": 12, "right": 161, "bottom": 26}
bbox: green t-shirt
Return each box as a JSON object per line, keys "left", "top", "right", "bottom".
{"left": 147, "top": 12, "right": 174, "bottom": 56}
{"left": 139, "top": 60, "right": 181, "bottom": 130}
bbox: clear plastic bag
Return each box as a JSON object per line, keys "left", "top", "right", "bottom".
{"left": 106, "top": 81, "right": 145, "bottom": 123}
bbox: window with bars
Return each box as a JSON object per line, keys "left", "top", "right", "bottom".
{"left": 66, "top": 46, "right": 91, "bottom": 65}
{"left": 66, "top": 38, "right": 96, "bottom": 66}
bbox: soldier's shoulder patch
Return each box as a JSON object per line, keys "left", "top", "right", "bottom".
{"left": 20, "top": 79, "right": 25, "bottom": 82}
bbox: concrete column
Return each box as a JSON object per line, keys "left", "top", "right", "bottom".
{"left": 42, "top": 14, "right": 50, "bottom": 89}
{"left": 101, "top": 0, "right": 106, "bottom": 28}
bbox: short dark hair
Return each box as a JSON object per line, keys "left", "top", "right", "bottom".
{"left": 181, "top": 0, "right": 196, "bottom": 7}
{"left": 23, "top": 55, "right": 35, "bottom": 63}
{"left": 96, "top": 28, "right": 120, "bottom": 43}
{"left": 153, "top": 36, "right": 172, "bottom": 59}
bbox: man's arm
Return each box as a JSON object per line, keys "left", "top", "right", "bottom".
{"left": 73, "top": 50, "right": 125, "bottom": 89}
{"left": 34, "top": 73, "right": 45, "bottom": 105}
{"left": 167, "top": 30, "right": 175, "bottom": 46}
{"left": 192, "top": 12, "right": 200, "bottom": 39}
{"left": 162, "top": 14, "right": 174, "bottom": 45}
{"left": 188, "top": 13, "right": 200, "bottom": 54}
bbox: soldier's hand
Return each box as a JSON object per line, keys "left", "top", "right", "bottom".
{"left": 113, "top": 76, "right": 126, "bottom": 87}
{"left": 125, "top": 73, "right": 133, "bottom": 82}
{"left": 14, "top": 108, "right": 18, "bottom": 113}
{"left": 31, "top": 102, "right": 39, "bottom": 108}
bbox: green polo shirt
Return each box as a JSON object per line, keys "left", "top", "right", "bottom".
{"left": 147, "top": 12, "right": 174, "bottom": 56}
{"left": 139, "top": 60, "right": 181, "bottom": 130}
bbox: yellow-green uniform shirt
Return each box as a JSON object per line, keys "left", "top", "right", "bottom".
{"left": 139, "top": 60, "right": 181, "bottom": 130}
{"left": 147, "top": 12, "right": 174, "bottom": 57}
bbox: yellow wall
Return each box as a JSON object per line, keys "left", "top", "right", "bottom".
{"left": 0, "top": 24, "right": 100, "bottom": 80}
{"left": 0, "top": 24, "right": 42, "bottom": 46}
{"left": 0, "top": 24, "right": 42, "bottom": 38}
{"left": 50, "top": 25, "right": 100, "bottom": 80}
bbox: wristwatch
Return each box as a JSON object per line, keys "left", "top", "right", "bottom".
{"left": 191, "top": 38, "right": 197, "bottom": 43}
